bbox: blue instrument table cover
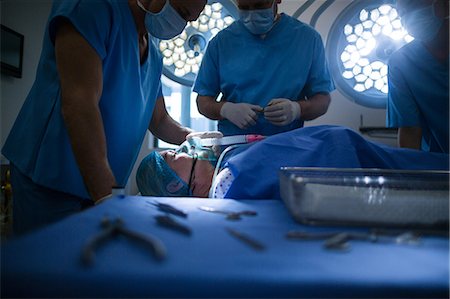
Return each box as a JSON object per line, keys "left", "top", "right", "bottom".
{"left": 1, "top": 196, "right": 448, "bottom": 298}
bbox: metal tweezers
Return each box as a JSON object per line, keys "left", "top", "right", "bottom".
{"left": 155, "top": 215, "right": 192, "bottom": 235}
{"left": 226, "top": 227, "right": 265, "bottom": 251}
{"left": 81, "top": 217, "right": 166, "bottom": 266}
{"left": 150, "top": 201, "right": 188, "bottom": 218}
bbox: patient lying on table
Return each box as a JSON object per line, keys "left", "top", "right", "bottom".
{"left": 136, "top": 125, "right": 449, "bottom": 199}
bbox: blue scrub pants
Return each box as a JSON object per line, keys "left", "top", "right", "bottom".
{"left": 10, "top": 164, "right": 93, "bottom": 236}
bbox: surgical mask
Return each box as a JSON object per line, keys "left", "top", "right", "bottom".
{"left": 239, "top": 1, "right": 276, "bottom": 35}
{"left": 401, "top": 0, "right": 446, "bottom": 42}
{"left": 137, "top": 0, "right": 187, "bottom": 40}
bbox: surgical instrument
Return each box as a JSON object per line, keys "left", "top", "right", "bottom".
{"left": 155, "top": 215, "right": 192, "bottom": 236}
{"left": 81, "top": 217, "right": 166, "bottom": 266}
{"left": 198, "top": 206, "right": 257, "bottom": 221}
{"left": 149, "top": 201, "right": 188, "bottom": 218}
{"left": 226, "top": 227, "right": 265, "bottom": 251}
{"left": 286, "top": 230, "right": 421, "bottom": 251}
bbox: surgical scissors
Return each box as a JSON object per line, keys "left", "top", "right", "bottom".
{"left": 81, "top": 217, "right": 166, "bottom": 266}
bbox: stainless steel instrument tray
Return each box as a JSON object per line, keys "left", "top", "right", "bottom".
{"left": 279, "top": 167, "right": 449, "bottom": 229}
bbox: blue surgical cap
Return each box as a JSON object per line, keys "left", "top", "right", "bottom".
{"left": 136, "top": 151, "right": 191, "bottom": 197}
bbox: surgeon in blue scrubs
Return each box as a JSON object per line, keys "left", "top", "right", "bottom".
{"left": 387, "top": 0, "right": 449, "bottom": 153}
{"left": 1, "top": 0, "right": 207, "bottom": 235}
{"left": 193, "top": 0, "right": 335, "bottom": 136}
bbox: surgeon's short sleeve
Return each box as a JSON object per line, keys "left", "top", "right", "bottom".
{"left": 386, "top": 58, "right": 420, "bottom": 128}
{"left": 48, "top": 0, "right": 113, "bottom": 60}
{"left": 193, "top": 37, "right": 221, "bottom": 97}
{"left": 303, "top": 33, "right": 335, "bottom": 98}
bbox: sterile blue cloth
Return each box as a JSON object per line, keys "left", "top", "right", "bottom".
{"left": 1, "top": 0, "right": 163, "bottom": 198}
{"left": 224, "top": 125, "right": 449, "bottom": 199}
{"left": 1, "top": 196, "right": 448, "bottom": 298}
{"left": 193, "top": 14, "right": 335, "bottom": 136}
{"left": 387, "top": 40, "right": 449, "bottom": 153}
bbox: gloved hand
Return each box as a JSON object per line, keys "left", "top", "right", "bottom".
{"left": 220, "top": 102, "right": 263, "bottom": 129}
{"left": 264, "top": 98, "right": 301, "bottom": 126}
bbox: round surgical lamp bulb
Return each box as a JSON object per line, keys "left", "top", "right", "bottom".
{"left": 212, "top": 2, "right": 222, "bottom": 11}
{"left": 175, "top": 60, "right": 185, "bottom": 69}
{"left": 204, "top": 5, "right": 212, "bottom": 16}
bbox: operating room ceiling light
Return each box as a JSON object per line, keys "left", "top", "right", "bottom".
{"left": 159, "top": 1, "right": 236, "bottom": 86}
{"left": 327, "top": 1, "right": 413, "bottom": 108}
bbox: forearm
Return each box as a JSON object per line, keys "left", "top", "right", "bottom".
{"left": 149, "top": 96, "right": 192, "bottom": 145}
{"left": 197, "top": 95, "right": 225, "bottom": 120}
{"left": 61, "top": 99, "right": 116, "bottom": 200}
{"left": 150, "top": 114, "right": 192, "bottom": 145}
{"left": 398, "top": 127, "right": 422, "bottom": 150}
{"left": 299, "top": 93, "right": 331, "bottom": 121}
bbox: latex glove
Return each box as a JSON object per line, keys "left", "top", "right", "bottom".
{"left": 264, "top": 98, "right": 301, "bottom": 126}
{"left": 220, "top": 102, "right": 263, "bottom": 129}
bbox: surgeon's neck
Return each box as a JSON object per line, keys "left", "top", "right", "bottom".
{"left": 128, "top": 0, "right": 147, "bottom": 37}
{"left": 424, "top": 20, "right": 449, "bottom": 63}
{"left": 129, "top": 0, "right": 150, "bottom": 63}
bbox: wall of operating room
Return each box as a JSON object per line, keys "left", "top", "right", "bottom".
{"left": 1, "top": 1, "right": 54, "bottom": 164}
{"left": 0, "top": 0, "right": 394, "bottom": 169}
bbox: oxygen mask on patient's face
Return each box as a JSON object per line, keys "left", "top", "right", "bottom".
{"left": 176, "top": 136, "right": 220, "bottom": 166}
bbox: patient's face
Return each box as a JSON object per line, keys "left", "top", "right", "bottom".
{"left": 160, "top": 150, "right": 193, "bottom": 184}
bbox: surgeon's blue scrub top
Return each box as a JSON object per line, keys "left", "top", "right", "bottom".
{"left": 193, "top": 14, "right": 335, "bottom": 136}
{"left": 2, "top": 0, "right": 163, "bottom": 199}
{"left": 387, "top": 40, "right": 449, "bottom": 153}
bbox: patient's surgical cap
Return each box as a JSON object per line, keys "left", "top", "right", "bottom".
{"left": 136, "top": 151, "right": 191, "bottom": 197}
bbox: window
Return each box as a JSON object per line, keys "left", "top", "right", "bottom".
{"left": 155, "top": 1, "right": 238, "bottom": 148}
{"left": 158, "top": 77, "right": 218, "bottom": 149}
{"left": 327, "top": 0, "right": 413, "bottom": 108}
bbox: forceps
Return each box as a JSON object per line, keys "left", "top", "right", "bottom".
{"left": 148, "top": 201, "right": 188, "bottom": 218}
{"left": 198, "top": 206, "right": 257, "bottom": 221}
{"left": 286, "top": 230, "right": 421, "bottom": 251}
{"left": 81, "top": 217, "right": 166, "bottom": 266}
{"left": 226, "top": 227, "right": 265, "bottom": 251}
{"left": 155, "top": 215, "right": 192, "bottom": 236}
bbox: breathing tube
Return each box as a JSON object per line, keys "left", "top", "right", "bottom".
{"left": 176, "top": 134, "right": 265, "bottom": 166}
